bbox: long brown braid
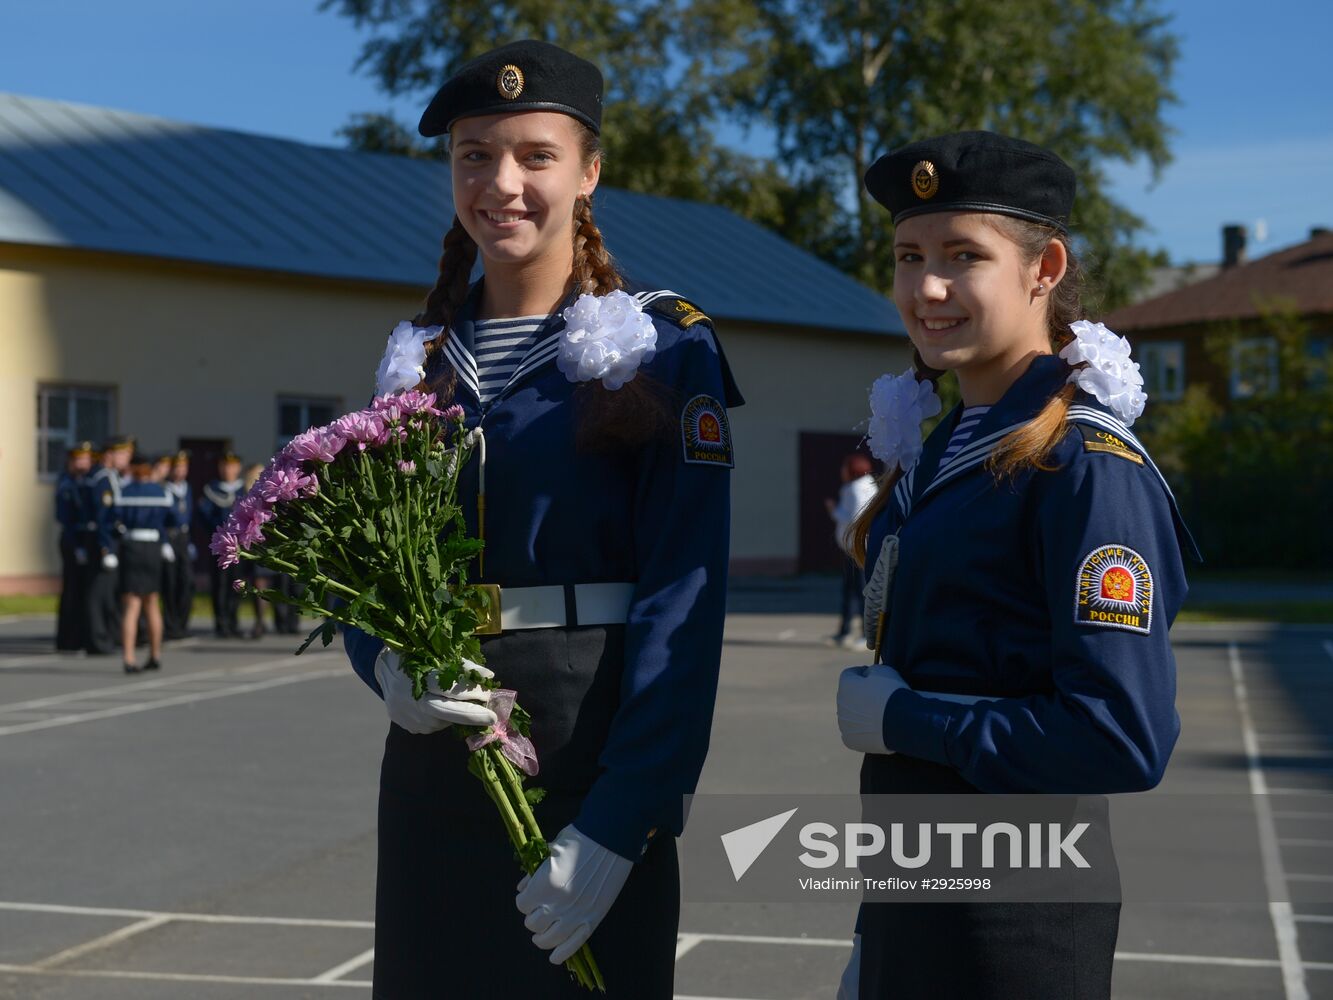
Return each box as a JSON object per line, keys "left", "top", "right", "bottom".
{"left": 849, "top": 218, "right": 1088, "bottom": 565}
{"left": 415, "top": 216, "right": 478, "bottom": 398}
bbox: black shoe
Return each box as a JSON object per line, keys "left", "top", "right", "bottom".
{"left": 123, "top": 662, "right": 140, "bottom": 674}
{"left": 143, "top": 658, "right": 161, "bottom": 671}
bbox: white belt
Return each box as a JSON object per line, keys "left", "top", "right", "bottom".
{"left": 484, "top": 582, "right": 635, "bottom": 633}
{"left": 127, "top": 529, "right": 161, "bottom": 542}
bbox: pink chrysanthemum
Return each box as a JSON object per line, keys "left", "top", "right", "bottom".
{"left": 209, "top": 530, "right": 240, "bottom": 569}
{"left": 283, "top": 426, "right": 346, "bottom": 464}
{"left": 332, "top": 411, "right": 388, "bottom": 451}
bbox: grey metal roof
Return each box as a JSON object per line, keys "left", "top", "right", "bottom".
{"left": 0, "top": 93, "right": 904, "bottom": 336}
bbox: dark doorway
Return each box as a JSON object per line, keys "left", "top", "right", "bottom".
{"left": 797, "top": 432, "right": 878, "bottom": 574}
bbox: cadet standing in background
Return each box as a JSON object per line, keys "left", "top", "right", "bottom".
{"left": 162, "top": 450, "right": 195, "bottom": 640}
{"left": 81, "top": 436, "right": 131, "bottom": 655}
{"left": 54, "top": 442, "right": 93, "bottom": 651}
{"left": 198, "top": 452, "right": 244, "bottom": 638}
{"left": 116, "top": 452, "right": 180, "bottom": 673}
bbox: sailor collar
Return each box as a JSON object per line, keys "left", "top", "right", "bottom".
{"left": 894, "top": 354, "right": 1069, "bottom": 518}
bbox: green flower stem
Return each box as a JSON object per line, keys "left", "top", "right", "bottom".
{"left": 471, "top": 744, "right": 603, "bottom": 991}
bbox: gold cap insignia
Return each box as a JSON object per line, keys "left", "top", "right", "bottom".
{"left": 912, "top": 160, "right": 939, "bottom": 200}
{"left": 497, "top": 64, "right": 525, "bottom": 101}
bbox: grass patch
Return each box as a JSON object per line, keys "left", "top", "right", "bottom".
{"left": 0, "top": 595, "right": 58, "bottom": 615}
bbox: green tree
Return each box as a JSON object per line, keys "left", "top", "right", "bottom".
{"left": 324, "top": 0, "right": 1178, "bottom": 306}
{"left": 681, "top": 0, "right": 1179, "bottom": 306}
{"left": 1138, "top": 300, "right": 1333, "bottom": 569}
{"left": 320, "top": 0, "right": 841, "bottom": 253}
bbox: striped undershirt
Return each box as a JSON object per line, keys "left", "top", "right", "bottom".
{"left": 939, "top": 405, "right": 993, "bottom": 463}
{"left": 473, "top": 314, "right": 546, "bottom": 404}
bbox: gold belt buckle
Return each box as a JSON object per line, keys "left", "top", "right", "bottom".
{"left": 472, "top": 584, "right": 503, "bottom": 636}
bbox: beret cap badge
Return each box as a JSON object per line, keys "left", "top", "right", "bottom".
{"left": 912, "top": 160, "right": 939, "bottom": 200}
{"left": 497, "top": 64, "right": 525, "bottom": 100}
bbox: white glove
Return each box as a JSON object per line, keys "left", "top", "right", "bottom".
{"left": 515, "top": 824, "right": 633, "bottom": 964}
{"left": 837, "top": 665, "right": 908, "bottom": 755}
{"left": 161, "top": 543, "right": 176, "bottom": 563}
{"left": 373, "top": 648, "right": 497, "bottom": 733}
{"left": 101, "top": 552, "right": 119, "bottom": 571}
{"left": 73, "top": 547, "right": 88, "bottom": 566}
{"left": 836, "top": 933, "right": 861, "bottom": 1000}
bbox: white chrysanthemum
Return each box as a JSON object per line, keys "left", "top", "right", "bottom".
{"left": 1060, "top": 320, "right": 1147, "bottom": 425}
{"left": 865, "top": 369, "right": 943, "bottom": 473}
{"left": 557, "top": 290, "right": 658, "bottom": 390}
{"left": 375, "top": 321, "right": 441, "bottom": 396}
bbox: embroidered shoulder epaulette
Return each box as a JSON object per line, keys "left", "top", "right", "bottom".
{"left": 636, "top": 289, "right": 713, "bottom": 329}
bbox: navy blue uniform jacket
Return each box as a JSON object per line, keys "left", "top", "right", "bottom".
{"left": 344, "top": 281, "right": 743, "bottom": 860}
{"left": 866, "top": 354, "right": 1199, "bottom": 794}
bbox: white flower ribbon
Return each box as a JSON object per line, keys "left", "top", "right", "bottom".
{"left": 556, "top": 290, "right": 658, "bottom": 390}
{"left": 1059, "top": 320, "right": 1147, "bottom": 425}
{"left": 375, "top": 321, "right": 442, "bottom": 396}
{"left": 866, "top": 369, "right": 943, "bottom": 474}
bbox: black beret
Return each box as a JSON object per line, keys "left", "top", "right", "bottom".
{"left": 865, "top": 131, "right": 1076, "bottom": 231}
{"left": 419, "top": 40, "right": 603, "bottom": 137}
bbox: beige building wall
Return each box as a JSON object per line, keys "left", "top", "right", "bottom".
{"left": 1, "top": 245, "right": 909, "bottom": 589}
{"left": 723, "top": 321, "right": 910, "bottom": 571}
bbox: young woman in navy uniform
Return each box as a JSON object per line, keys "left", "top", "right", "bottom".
{"left": 341, "top": 40, "right": 741, "bottom": 999}
{"left": 115, "top": 452, "right": 181, "bottom": 673}
{"left": 834, "top": 132, "right": 1199, "bottom": 1000}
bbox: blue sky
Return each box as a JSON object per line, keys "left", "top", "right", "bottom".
{"left": 3, "top": 0, "right": 1330, "bottom": 264}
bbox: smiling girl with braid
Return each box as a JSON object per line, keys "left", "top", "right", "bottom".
{"left": 340, "top": 40, "right": 743, "bottom": 999}
{"left": 833, "top": 132, "right": 1200, "bottom": 999}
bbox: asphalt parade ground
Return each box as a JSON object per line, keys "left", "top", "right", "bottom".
{"left": 1, "top": 584, "right": 1332, "bottom": 999}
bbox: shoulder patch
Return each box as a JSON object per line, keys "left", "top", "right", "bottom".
{"left": 1076, "top": 424, "right": 1144, "bottom": 465}
{"left": 681, "top": 394, "right": 734, "bottom": 468}
{"left": 1075, "top": 544, "right": 1153, "bottom": 634}
{"left": 646, "top": 295, "right": 712, "bottom": 329}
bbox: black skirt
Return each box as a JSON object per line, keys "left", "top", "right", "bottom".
{"left": 119, "top": 539, "right": 163, "bottom": 596}
{"left": 856, "top": 755, "right": 1120, "bottom": 1000}
{"left": 373, "top": 625, "right": 680, "bottom": 1000}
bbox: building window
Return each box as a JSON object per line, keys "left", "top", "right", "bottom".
{"left": 1230, "top": 338, "right": 1279, "bottom": 399}
{"left": 1139, "top": 341, "right": 1185, "bottom": 401}
{"left": 36, "top": 385, "right": 115, "bottom": 479}
{"left": 277, "top": 396, "right": 340, "bottom": 449}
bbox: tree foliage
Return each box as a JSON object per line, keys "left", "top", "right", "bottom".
{"left": 1138, "top": 301, "right": 1333, "bottom": 569}
{"left": 323, "top": 0, "right": 1179, "bottom": 307}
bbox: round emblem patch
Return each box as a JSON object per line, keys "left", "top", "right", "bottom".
{"left": 497, "top": 64, "right": 525, "bottom": 101}
{"left": 681, "top": 394, "right": 734, "bottom": 468}
{"left": 1075, "top": 545, "right": 1153, "bottom": 634}
{"left": 912, "top": 160, "right": 939, "bottom": 200}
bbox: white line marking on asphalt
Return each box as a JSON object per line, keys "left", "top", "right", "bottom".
{"left": 312, "top": 947, "right": 376, "bottom": 983}
{"left": 0, "top": 965, "right": 371, "bottom": 989}
{"left": 1296, "top": 915, "right": 1333, "bottom": 924}
{"left": 0, "top": 900, "right": 374, "bottom": 928}
{"left": 776, "top": 629, "right": 797, "bottom": 641}
{"left": 1280, "top": 840, "right": 1333, "bottom": 848}
{"left": 0, "top": 666, "right": 343, "bottom": 737}
{"left": 1275, "top": 812, "right": 1333, "bottom": 821}
{"left": 31, "top": 915, "right": 171, "bottom": 969}
{"left": 1231, "top": 640, "right": 1309, "bottom": 1000}
{"left": 1287, "top": 874, "right": 1333, "bottom": 883}
{"left": 676, "top": 933, "right": 706, "bottom": 960}
{"left": 0, "top": 653, "right": 326, "bottom": 712}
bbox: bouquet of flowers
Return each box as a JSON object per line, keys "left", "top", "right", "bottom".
{"left": 210, "top": 387, "right": 605, "bottom": 991}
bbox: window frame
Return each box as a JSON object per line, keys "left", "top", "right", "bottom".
{"left": 1230, "top": 337, "right": 1279, "bottom": 400}
{"left": 35, "top": 383, "right": 117, "bottom": 482}
{"left": 276, "top": 395, "right": 343, "bottom": 450}
{"left": 1138, "top": 340, "right": 1186, "bottom": 402}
